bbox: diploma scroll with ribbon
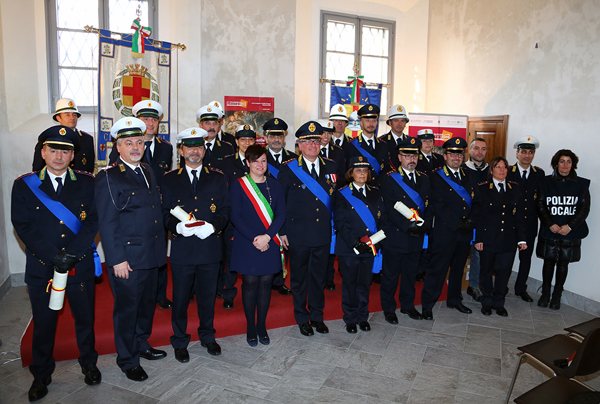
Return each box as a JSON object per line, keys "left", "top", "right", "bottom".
{"left": 353, "top": 229, "right": 386, "bottom": 255}
{"left": 394, "top": 201, "right": 425, "bottom": 225}
{"left": 170, "top": 206, "right": 206, "bottom": 227}
{"left": 48, "top": 269, "right": 69, "bottom": 310}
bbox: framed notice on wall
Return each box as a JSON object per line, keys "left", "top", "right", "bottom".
{"left": 224, "top": 96, "right": 274, "bottom": 146}
{"left": 408, "top": 113, "right": 468, "bottom": 146}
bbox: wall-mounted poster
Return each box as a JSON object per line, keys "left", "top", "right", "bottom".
{"left": 224, "top": 96, "right": 274, "bottom": 146}
{"left": 408, "top": 113, "right": 468, "bottom": 146}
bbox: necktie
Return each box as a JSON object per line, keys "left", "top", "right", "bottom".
{"left": 335, "top": 139, "right": 341, "bottom": 147}
{"left": 321, "top": 148, "right": 327, "bottom": 158}
{"left": 191, "top": 169, "right": 198, "bottom": 192}
{"left": 409, "top": 172, "right": 416, "bottom": 188}
{"left": 134, "top": 167, "right": 148, "bottom": 188}
{"left": 367, "top": 139, "right": 373, "bottom": 152}
{"left": 242, "top": 158, "right": 246, "bottom": 167}
{"left": 274, "top": 153, "right": 280, "bottom": 164}
{"left": 144, "top": 141, "right": 152, "bottom": 164}
{"left": 358, "top": 187, "right": 364, "bottom": 197}
{"left": 499, "top": 182, "right": 505, "bottom": 194}
{"left": 205, "top": 142, "right": 212, "bottom": 156}
{"left": 426, "top": 155, "right": 431, "bottom": 164}
{"left": 454, "top": 171, "right": 461, "bottom": 183}
{"left": 522, "top": 170, "right": 527, "bottom": 181}
{"left": 310, "top": 163, "right": 318, "bottom": 180}
{"left": 397, "top": 138, "right": 402, "bottom": 148}
{"left": 55, "top": 177, "right": 63, "bottom": 196}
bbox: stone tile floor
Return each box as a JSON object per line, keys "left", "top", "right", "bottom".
{"left": 1, "top": 282, "right": 599, "bottom": 403}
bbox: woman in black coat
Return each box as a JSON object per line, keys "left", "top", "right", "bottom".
{"left": 333, "top": 157, "right": 385, "bottom": 334}
{"left": 536, "top": 149, "right": 590, "bottom": 310}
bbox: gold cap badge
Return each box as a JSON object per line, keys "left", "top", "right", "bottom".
{"left": 368, "top": 105, "right": 373, "bottom": 111}
{"left": 207, "top": 107, "right": 212, "bottom": 112}
{"left": 274, "top": 119, "right": 279, "bottom": 124}
{"left": 59, "top": 128, "right": 66, "bottom": 135}
{"left": 126, "top": 120, "right": 132, "bottom": 126}
{"left": 244, "top": 124, "right": 250, "bottom": 130}
{"left": 309, "top": 123, "right": 316, "bottom": 132}
{"left": 191, "top": 129, "right": 196, "bottom": 135}
{"left": 338, "top": 106, "right": 344, "bottom": 112}
{"left": 397, "top": 106, "right": 403, "bottom": 112}
{"left": 455, "top": 139, "right": 460, "bottom": 144}
{"left": 410, "top": 138, "right": 415, "bottom": 144}
{"left": 68, "top": 101, "right": 74, "bottom": 107}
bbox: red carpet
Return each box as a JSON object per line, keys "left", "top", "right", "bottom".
{"left": 20, "top": 263, "right": 447, "bottom": 367}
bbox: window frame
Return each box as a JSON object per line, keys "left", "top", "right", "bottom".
{"left": 46, "top": 0, "right": 158, "bottom": 114}
{"left": 319, "top": 11, "right": 395, "bottom": 120}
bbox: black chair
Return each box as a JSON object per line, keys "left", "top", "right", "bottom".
{"left": 565, "top": 318, "right": 600, "bottom": 342}
{"left": 505, "top": 328, "right": 600, "bottom": 403}
{"left": 514, "top": 376, "right": 599, "bottom": 404}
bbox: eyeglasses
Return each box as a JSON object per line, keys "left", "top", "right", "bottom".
{"left": 400, "top": 153, "right": 418, "bottom": 160}
{"left": 301, "top": 139, "right": 320, "bottom": 145}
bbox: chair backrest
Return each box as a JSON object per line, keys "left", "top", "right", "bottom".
{"left": 570, "top": 327, "right": 600, "bottom": 376}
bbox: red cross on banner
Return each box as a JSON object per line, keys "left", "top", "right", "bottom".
{"left": 122, "top": 75, "right": 151, "bottom": 107}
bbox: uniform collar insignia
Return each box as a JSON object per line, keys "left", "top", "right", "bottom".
{"left": 68, "top": 167, "right": 77, "bottom": 181}
{"left": 39, "top": 166, "right": 47, "bottom": 180}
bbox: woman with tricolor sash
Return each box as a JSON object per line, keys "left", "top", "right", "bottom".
{"left": 229, "top": 145, "right": 286, "bottom": 346}
{"left": 333, "top": 156, "right": 386, "bottom": 334}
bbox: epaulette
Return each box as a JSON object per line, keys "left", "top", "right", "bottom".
{"left": 339, "top": 184, "right": 350, "bottom": 191}
{"left": 508, "top": 180, "right": 519, "bottom": 188}
{"left": 15, "top": 171, "right": 36, "bottom": 181}
{"left": 322, "top": 156, "right": 335, "bottom": 163}
{"left": 224, "top": 153, "right": 235, "bottom": 159}
{"left": 416, "top": 170, "right": 427, "bottom": 177}
{"left": 157, "top": 137, "right": 172, "bottom": 145}
{"left": 385, "top": 169, "right": 396, "bottom": 176}
{"left": 171, "top": 168, "right": 182, "bottom": 175}
{"left": 332, "top": 144, "right": 343, "bottom": 151}
{"left": 106, "top": 162, "right": 119, "bottom": 170}
{"left": 208, "top": 167, "right": 224, "bottom": 175}
{"left": 140, "top": 162, "right": 151, "bottom": 168}
{"left": 73, "top": 170, "right": 95, "bottom": 179}
{"left": 282, "top": 158, "right": 296, "bottom": 166}
{"left": 481, "top": 181, "right": 492, "bottom": 188}
{"left": 367, "top": 184, "right": 379, "bottom": 190}
{"left": 376, "top": 134, "right": 387, "bottom": 141}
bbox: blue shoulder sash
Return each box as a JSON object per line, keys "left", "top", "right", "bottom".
{"left": 350, "top": 138, "right": 381, "bottom": 175}
{"left": 436, "top": 168, "right": 472, "bottom": 208}
{"left": 339, "top": 186, "right": 382, "bottom": 273}
{"left": 267, "top": 163, "right": 279, "bottom": 179}
{"left": 288, "top": 159, "right": 336, "bottom": 253}
{"left": 390, "top": 172, "right": 428, "bottom": 248}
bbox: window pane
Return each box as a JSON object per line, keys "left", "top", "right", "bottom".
{"left": 361, "top": 25, "right": 389, "bottom": 57}
{"left": 56, "top": 0, "right": 99, "bottom": 29}
{"left": 59, "top": 68, "right": 97, "bottom": 107}
{"left": 109, "top": 0, "right": 151, "bottom": 33}
{"left": 361, "top": 56, "right": 388, "bottom": 84}
{"left": 326, "top": 52, "right": 355, "bottom": 80}
{"left": 327, "top": 21, "right": 355, "bottom": 53}
{"left": 58, "top": 31, "right": 98, "bottom": 68}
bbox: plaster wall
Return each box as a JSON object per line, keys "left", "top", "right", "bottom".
{"left": 427, "top": 0, "right": 600, "bottom": 304}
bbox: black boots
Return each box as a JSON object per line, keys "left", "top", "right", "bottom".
{"left": 549, "top": 263, "right": 569, "bottom": 310}
{"left": 537, "top": 260, "right": 554, "bottom": 308}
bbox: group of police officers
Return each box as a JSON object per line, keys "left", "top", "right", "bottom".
{"left": 12, "top": 97, "right": 544, "bottom": 402}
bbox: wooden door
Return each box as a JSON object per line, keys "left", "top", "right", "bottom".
{"left": 466, "top": 115, "right": 509, "bottom": 163}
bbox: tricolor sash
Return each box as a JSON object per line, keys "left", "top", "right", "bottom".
{"left": 267, "top": 163, "right": 279, "bottom": 179}
{"left": 351, "top": 138, "right": 381, "bottom": 175}
{"left": 436, "top": 168, "right": 476, "bottom": 243}
{"left": 339, "top": 186, "right": 383, "bottom": 273}
{"left": 390, "top": 172, "right": 428, "bottom": 248}
{"left": 288, "top": 159, "right": 336, "bottom": 253}
{"left": 22, "top": 172, "right": 103, "bottom": 276}
{"left": 238, "top": 175, "right": 285, "bottom": 271}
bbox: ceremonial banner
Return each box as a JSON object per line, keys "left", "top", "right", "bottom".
{"left": 223, "top": 96, "right": 274, "bottom": 146}
{"left": 408, "top": 113, "right": 468, "bottom": 146}
{"left": 330, "top": 82, "right": 382, "bottom": 138}
{"left": 97, "top": 29, "right": 172, "bottom": 162}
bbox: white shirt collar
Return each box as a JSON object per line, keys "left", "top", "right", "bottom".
{"left": 186, "top": 164, "right": 202, "bottom": 182}
{"left": 302, "top": 155, "right": 320, "bottom": 176}
{"left": 493, "top": 178, "right": 506, "bottom": 192}
{"left": 46, "top": 170, "right": 67, "bottom": 192}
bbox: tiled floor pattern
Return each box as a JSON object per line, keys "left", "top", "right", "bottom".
{"left": 1, "top": 283, "right": 599, "bottom": 404}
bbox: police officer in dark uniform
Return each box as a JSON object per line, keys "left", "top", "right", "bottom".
{"left": 475, "top": 156, "right": 527, "bottom": 317}
{"left": 263, "top": 118, "right": 295, "bottom": 295}
{"left": 207, "top": 100, "right": 237, "bottom": 147}
{"left": 380, "top": 137, "right": 433, "bottom": 323}
{"left": 415, "top": 129, "right": 444, "bottom": 175}
{"left": 329, "top": 104, "right": 353, "bottom": 153}
{"left": 420, "top": 137, "right": 481, "bottom": 320}
{"left": 13, "top": 126, "right": 101, "bottom": 401}
{"left": 345, "top": 104, "right": 389, "bottom": 186}
{"left": 95, "top": 117, "right": 167, "bottom": 382}
{"left": 278, "top": 121, "right": 340, "bottom": 336}
{"left": 219, "top": 125, "right": 256, "bottom": 308}
{"left": 32, "top": 98, "right": 96, "bottom": 174}
{"left": 161, "top": 128, "right": 231, "bottom": 360}
{"left": 507, "top": 136, "right": 544, "bottom": 302}
{"left": 196, "top": 105, "right": 235, "bottom": 170}
{"left": 378, "top": 104, "right": 410, "bottom": 172}
{"left": 108, "top": 101, "right": 173, "bottom": 309}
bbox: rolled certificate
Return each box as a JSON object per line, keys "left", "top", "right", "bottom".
{"left": 394, "top": 201, "right": 424, "bottom": 225}
{"left": 170, "top": 206, "right": 205, "bottom": 227}
{"left": 370, "top": 229, "right": 386, "bottom": 244}
{"left": 353, "top": 230, "right": 387, "bottom": 255}
{"left": 48, "top": 270, "right": 69, "bottom": 310}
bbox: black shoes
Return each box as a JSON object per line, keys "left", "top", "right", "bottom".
{"left": 358, "top": 321, "right": 371, "bottom": 332}
{"left": 401, "top": 308, "right": 423, "bottom": 320}
{"left": 311, "top": 321, "right": 329, "bottom": 334}
{"left": 201, "top": 341, "right": 222, "bottom": 356}
{"left": 139, "top": 347, "right": 167, "bottom": 360}
{"left": 495, "top": 307, "right": 508, "bottom": 317}
{"left": 481, "top": 305, "right": 492, "bottom": 316}
{"left": 372, "top": 273, "right": 382, "bottom": 284}
{"left": 223, "top": 298, "right": 234, "bottom": 309}
{"left": 271, "top": 285, "right": 292, "bottom": 295}
{"left": 384, "top": 312, "right": 399, "bottom": 324}
{"left": 28, "top": 377, "right": 51, "bottom": 402}
{"left": 466, "top": 286, "right": 482, "bottom": 302}
{"left": 157, "top": 298, "right": 173, "bottom": 310}
{"left": 422, "top": 308, "right": 433, "bottom": 320}
{"left": 515, "top": 291, "right": 534, "bottom": 302}
{"left": 346, "top": 323, "right": 357, "bottom": 333}
{"left": 174, "top": 348, "right": 190, "bottom": 363}
{"left": 259, "top": 333, "right": 270, "bottom": 345}
{"left": 124, "top": 365, "right": 148, "bottom": 382}
{"left": 549, "top": 297, "right": 561, "bottom": 310}
{"left": 325, "top": 281, "right": 336, "bottom": 291}
{"left": 81, "top": 363, "right": 102, "bottom": 386}
{"left": 299, "top": 322, "right": 314, "bottom": 336}
{"left": 447, "top": 303, "right": 473, "bottom": 314}
{"left": 538, "top": 294, "right": 550, "bottom": 308}
{"left": 415, "top": 272, "right": 426, "bottom": 282}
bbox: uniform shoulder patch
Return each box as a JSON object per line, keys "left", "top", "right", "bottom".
{"left": 208, "top": 167, "right": 224, "bottom": 175}
{"left": 74, "top": 170, "right": 95, "bottom": 178}
{"left": 15, "top": 171, "right": 36, "bottom": 181}
{"left": 339, "top": 184, "right": 350, "bottom": 191}
{"left": 282, "top": 159, "right": 296, "bottom": 166}
{"left": 159, "top": 138, "right": 172, "bottom": 145}
{"left": 479, "top": 180, "right": 490, "bottom": 186}
{"left": 416, "top": 170, "right": 428, "bottom": 177}
{"left": 508, "top": 180, "right": 519, "bottom": 186}
{"left": 386, "top": 169, "right": 396, "bottom": 176}
{"left": 140, "top": 162, "right": 151, "bottom": 168}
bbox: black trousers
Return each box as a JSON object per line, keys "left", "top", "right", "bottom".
{"left": 156, "top": 263, "right": 169, "bottom": 301}
{"left": 338, "top": 255, "right": 373, "bottom": 324}
{"left": 479, "top": 249, "right": 517, "bottom": 308}
{"left": 170, "top": 262, "right": 219, "bottom": 348}
{"left": 325, "top": 254, "right": 336, "bottom": 282}
{"left": 218, "top": 225, "right": 238, "bottom": 299}
{"left": 108, "top": 267, "right": 157, "bottom": 371}
{"left": 380, "top": 249, "right": 421, "bottom": 312}
{"left": 288, "top": 244, "right": 329, "bottom": 324}
{"left": 28, "top": 278, "right": 97, "bottom": 379}
{"left": 422, "top": 237, "right": 470, "bottom": 309}
{"left": 514, "top": 236, "right": 536, "bottom": 294}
